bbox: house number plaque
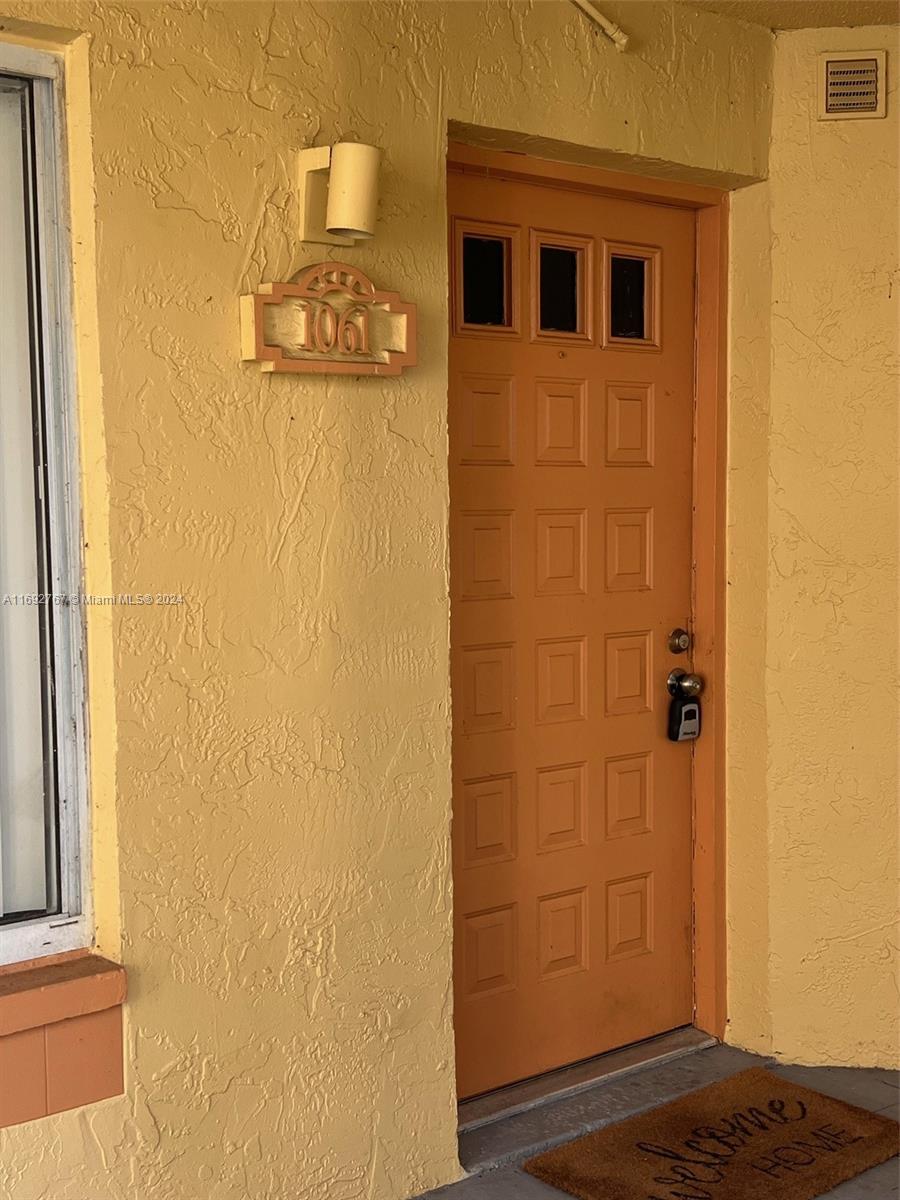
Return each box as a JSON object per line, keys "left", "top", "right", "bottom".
{"left": 240, "top": 261, "right": 417, "bottom": 376}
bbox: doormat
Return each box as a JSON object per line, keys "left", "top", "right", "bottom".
{"left": 523, "top": 1067, "right": 898, "bottom": 1200}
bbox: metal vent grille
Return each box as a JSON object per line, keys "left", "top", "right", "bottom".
{"left": 819, "top": 51, "right": 887, "bottom": 120}
{"left": 826, "top": 58, "right": 879, "bottom": 112}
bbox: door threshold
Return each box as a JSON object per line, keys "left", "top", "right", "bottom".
{"left": 457, "top": 1026, "right": 716, "bottom": 1133}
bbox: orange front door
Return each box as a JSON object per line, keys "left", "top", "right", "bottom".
{"left": 449, "top": 164, "right": 697, "bottom": 1099}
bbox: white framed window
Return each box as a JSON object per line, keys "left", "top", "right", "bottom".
{"left": 0, "top": 42, "right": 90, "bottom": 965}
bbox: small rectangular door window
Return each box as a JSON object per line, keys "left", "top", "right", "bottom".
{"left": 539, "top": 246, "right": 579, "bottom": 332}
{"left": 610, "top": 255, "right": 646, "bottom": 339}
{"left": 453, "top": 218, "right": 520, "bottom": 337}
{"left": 604, "top": 242, "right": 661, "bottom": 349}
{"left": 462, "top": 235, "right": 508, "bottom": 327}
{"left": 531, "top": 231, "right": 593, "bottom": 343}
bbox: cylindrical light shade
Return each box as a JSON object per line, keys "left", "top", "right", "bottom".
{"left": 325, "top": 142, "right": 381, "bottom": 240}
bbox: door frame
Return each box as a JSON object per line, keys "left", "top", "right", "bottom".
{"left": 447, "top": 141, "right": 728, "bottom": 1041}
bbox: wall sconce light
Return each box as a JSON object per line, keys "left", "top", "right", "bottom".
{"left": 298, "top": 142, "right": 382, "bottom": 246}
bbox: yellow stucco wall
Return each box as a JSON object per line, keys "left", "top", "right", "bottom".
{"left": 0, "top": 0, "right": 896, "bottom": 1195}
{"left": 1, "top": 0, "right": 896, "bottom": 1195}
{"left": 0, "top": 4, "right": 776, "bottom": 1197}
{"left": 727, "top": 25, "right": 899, "bottom": 1067}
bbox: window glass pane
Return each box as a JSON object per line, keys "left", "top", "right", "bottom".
{"left": 610, "top": 255, "right": 646, "bottom": 339}
{"left": 0, "top": 80, "right": 58, "bottom": 922}
{"left": 462, "top": 235, "right": 507, "bottom": 326}
{"left": 539, "top": 245, "right": 579, "bottom": 333}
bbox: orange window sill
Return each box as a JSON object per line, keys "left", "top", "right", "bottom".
{"left": 0, "top": 952, "right": 126, "bottom": 1128}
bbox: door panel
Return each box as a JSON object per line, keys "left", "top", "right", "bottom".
{"left": 449, "top": 167, "right": 696, "bottom": 1099}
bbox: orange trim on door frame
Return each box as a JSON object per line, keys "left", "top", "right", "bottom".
{"left": 447, "top": 140, "right": 728, "bottom": 1041}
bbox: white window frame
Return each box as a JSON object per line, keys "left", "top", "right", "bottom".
{"left": 0, "top": 40, "right": 91, "bottom": 965}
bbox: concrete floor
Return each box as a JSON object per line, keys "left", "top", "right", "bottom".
{"left": 416, "top": 1045, "right": 899, "bottom": 1199}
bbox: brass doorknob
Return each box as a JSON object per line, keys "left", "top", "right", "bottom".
{"left": 667, "top": 669, "right": 704, "bottom": 697}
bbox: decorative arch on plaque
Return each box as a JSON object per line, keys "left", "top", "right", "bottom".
{"left": 240, "top": 262, "right": 417, "bottom": 376}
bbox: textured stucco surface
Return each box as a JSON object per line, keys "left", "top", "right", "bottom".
{"left": 686, "top": 0, "right": 900, "bottom": 30}
{"left": 727, "top": 25, "right": 899, "bottom": 1067}
{"left": 0, "top": 4, "right": 775, "bottom": 1198}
